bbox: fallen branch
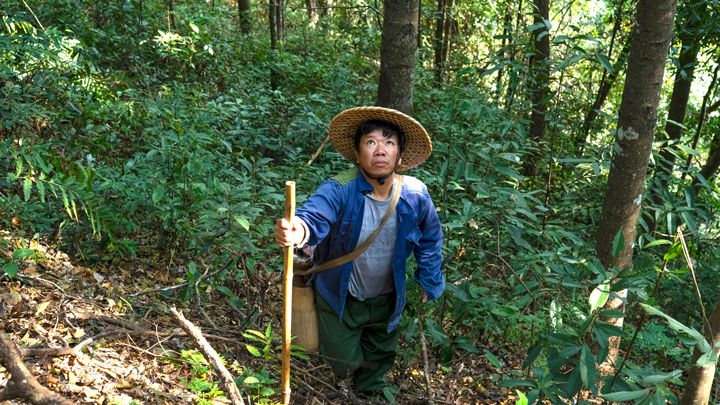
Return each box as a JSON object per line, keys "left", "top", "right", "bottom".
{"left": 0, "top": 332, "right": 77, "bottom": 405}
{"left": 20, "top": 328, "right": 125, "bottom": 357}
{"left": 168, "top": 307, "right": 245, "bottom": 405}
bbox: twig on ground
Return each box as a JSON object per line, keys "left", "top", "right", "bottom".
{"left": 19, "top": 328, "right": 125, "bottom": 357}
{"left": 419, "top": 331, "right": 433, "bottom": 398}
{"left": 0, "top": 332, "right": 77, "bottom": 405}
{"left": 70, "top": 311, "right": 141, "bottom": 331}
{"left": 124, "top": 257, "right": 234, "bottom": 298}
{"left": 168, "top": 307, "right": 245, "bottom": 405}
{"left": 291, "top": 364, "right": 338, "bottom": 392}
{"left": 19, "top": 275, "right": 69, "bottom": 297}
{"left": 294, "top": 375, "right": 333, "bottom": 403}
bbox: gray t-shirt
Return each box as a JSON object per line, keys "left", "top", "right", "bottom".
{"left": 348, "top": 189, "right": 399, "bottom": 301}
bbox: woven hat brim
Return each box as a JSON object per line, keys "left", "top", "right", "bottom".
{"left": 328, "top": 107, "right": 432, "bottom": 172}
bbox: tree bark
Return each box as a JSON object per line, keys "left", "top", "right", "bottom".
{"left": 575, "top": 34, "right": 632, "bottom": 155}
{"left": 594, "top": 0, "right": 676, "bottom": 367}
{"left": 645, "top": 37, "right": 700, "bottom": 235}
{"left": 376, "top": 0, "right": 419, "bottom": 116}
{"left": 239, "top": 0, "right": 252, "bottom": 34}
{"left": 680, "top": 293, "right": 720, "bottom": 405}
{"left": 522, "top": 0, "right": 550, "bottom": 177}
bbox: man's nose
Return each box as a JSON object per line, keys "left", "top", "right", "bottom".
{"left": 375, "top": 145, "right": 387, "bottom": 156}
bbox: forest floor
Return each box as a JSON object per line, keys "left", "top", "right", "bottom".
{"left": 0, "top": 232, "right": 535, "bottom": 405}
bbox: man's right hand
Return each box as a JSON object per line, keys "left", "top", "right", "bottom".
{"left": 274, "top": 218, "right": 305, "bottom": 247}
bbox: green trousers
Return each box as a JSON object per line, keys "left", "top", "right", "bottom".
{"left": 316, "top": 289, "right": 400, "bottom": 392}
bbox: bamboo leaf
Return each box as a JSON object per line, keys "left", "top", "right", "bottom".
{"left": 596, "top": 53, "right": 615, "bottom": 74}
{"left": 579, "top": 343, "right": 597, "bottom": 388}
{"left": 611, "top": 227, "right": 625, "bottom": 257}
{"left": 600, "top": 390, "right": 650, "bottom": 401}
{"left": 23, "top": 178, "right": 31, "bottom": 201}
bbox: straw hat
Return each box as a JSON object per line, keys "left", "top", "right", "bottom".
{"left": 328, "top": 107, "right": 432, "bottom": 172}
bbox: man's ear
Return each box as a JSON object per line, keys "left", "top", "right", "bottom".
{"left": 354, "top": 148, "right": 359, "bottom": 163}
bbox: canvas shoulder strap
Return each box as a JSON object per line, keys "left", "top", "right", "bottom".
{"left": 296, "top": 174, "right": 403, "bottom": 276}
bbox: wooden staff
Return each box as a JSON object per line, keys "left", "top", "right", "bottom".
{"left": 282, "top": 181, "right": 295, "bottom": 405}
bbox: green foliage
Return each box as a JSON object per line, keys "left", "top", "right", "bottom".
{"left": 3, "top": 0, "right": 720, "bottom": 403}
{"left": 178, "top": 350, "right": 227, "bottom": 405}
{"left": 235, "top": 368, "right": 277, "bottom": 403}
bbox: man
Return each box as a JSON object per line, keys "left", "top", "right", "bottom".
{"left": 275, "top": 107, "right": 444, "bottom": 393}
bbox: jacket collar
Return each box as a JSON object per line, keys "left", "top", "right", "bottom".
{"left": 356, "top": 170, "right": 413, "bottom": 215}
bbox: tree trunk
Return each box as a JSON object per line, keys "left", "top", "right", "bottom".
{"left": 594, "top": 0, "right": 676, "bottom": 368}
{"left": 680, "top": 293, "right": 720, "bottom": 405}
{"left": 433, "top": 0, "right": 447, "bottom": 85}
{"left": 504, "top": 0, "right": 524, "bottom": 111}
{"left": 376, "top": 0, "right": 419, "bottom": 116}
{"left": 168, "top": 0, "right": 176, "bottom": 30}
{"left": 496, "top": 1, "right": 512, "bottom": 96}
{"left": 239, "top": 0, "right": 252, "bottom": 34}
{"left": 278, "top": 0, "right": 286, "bottom": 40}
{"left": 522, "top": 0, "right": 550, "bottom": 177}
{"left": 681, "top": 58, "right": 720, "bottom": 181}
{"left": 318, "top": 0, "right": 334, "bottom": 17}
{"left": 691, "top": 144, "right": 720, "bottom": 195}
{"left": 575, "top": 34, "right": 632, "bottom": 155}
{"left": 645, "top": 37, "right": 700, "bottom": 236}
{"left": 306, "top": 0, "right": 319, "bottom": 23}
{"left": 417, "top": 0, "right": 423, "bottom": 49}
{"left": 439, "top": 0, "right": 455, "bottom": 63}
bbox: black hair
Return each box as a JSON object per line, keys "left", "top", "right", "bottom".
{"left": 353, "top": 120, "right": 406, "bottom": 155}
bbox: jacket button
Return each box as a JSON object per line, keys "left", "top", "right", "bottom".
{"left": 347, "top": 226, "right": 353, "bottom": 232}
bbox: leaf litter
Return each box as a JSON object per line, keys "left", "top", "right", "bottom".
{"left": 0, "top": 233, "right": 529, "bottom": 405}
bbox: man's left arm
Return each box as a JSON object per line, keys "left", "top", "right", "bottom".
{"left": 412, "top": 196, "right": 445, "bottom": 302}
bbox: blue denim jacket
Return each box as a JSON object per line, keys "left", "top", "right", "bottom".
{"left": 296, "top": 169, "right": 444, "bottom": 332}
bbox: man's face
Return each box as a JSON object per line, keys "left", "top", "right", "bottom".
{"left": 354, "top": 129, "right": 402, "bottom": 181}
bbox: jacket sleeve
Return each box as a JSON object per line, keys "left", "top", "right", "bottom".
{"left": 294, "top": 180, "right": 343, "bottom": 246}
{"left": 413, "top": 193, "right": 445, "bottom": 301}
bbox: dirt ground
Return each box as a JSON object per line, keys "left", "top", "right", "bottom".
{"left": 0, "top": 233, "right": 525, "bottom": 405}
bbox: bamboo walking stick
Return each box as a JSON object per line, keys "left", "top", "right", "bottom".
{"left": 282, "top": 181, "right": 295, "bottom": 405}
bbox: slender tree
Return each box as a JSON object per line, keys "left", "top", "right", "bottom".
{"left": 239, "top": 0, "right": 252, "bottom": 34}
{"left": 376, "top": 0, "right": 419, "bottom": 115}
{"left": 495, "top": 1, "right": 512, "bottom": 96}
{"left": 680, "top": 294, "right": 720, "bottom": 405}
{"left": 522, "top": 0, "right": 550, "bottom": 177}
{"left": 645, "top": 1, "right": 706, "bottom": 235}
{"left": 432, "top": 0, "right": 446, "bottom": 85}
{"left": 575, "top": 35, "right": 632, "bottom": 155}
{"left": 594, "top": 0, "right": 676, "bottom": 366}
{"left": 683, "top": 59, "right": 720, "bottom": 181}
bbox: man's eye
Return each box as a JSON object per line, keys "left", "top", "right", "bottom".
{"left": 367, "top": 140, "right": 375, "bottom": 145}
{"left": 387, "top": 141, "right": 394, "bottom": 146}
